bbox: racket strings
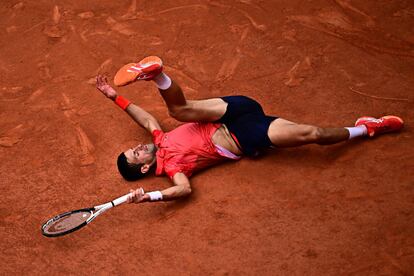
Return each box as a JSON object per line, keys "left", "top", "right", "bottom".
{"left": 43, "top": 211, "right": 92, "bottom": 235}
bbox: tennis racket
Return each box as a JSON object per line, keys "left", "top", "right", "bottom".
{"left": 41, "top": 190, "right": 140, "bottom": 237}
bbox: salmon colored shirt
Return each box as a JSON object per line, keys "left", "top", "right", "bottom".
{"left": 152, "top": 122, "right": 240, "bottom": 179}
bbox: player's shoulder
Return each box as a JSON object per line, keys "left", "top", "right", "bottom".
{"left": 150, "top": 129, "right": 164, "bottom": 147}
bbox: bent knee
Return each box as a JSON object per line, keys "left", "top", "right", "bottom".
{"left": 168, "top": 104, "right": 191, "bottom": 121}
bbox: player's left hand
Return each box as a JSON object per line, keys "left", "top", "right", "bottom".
{"left": 128, "top": 188, "right": 148, "bottom": 204}
{"left": 96, "top": 75, "right": 117, "bottom": 100}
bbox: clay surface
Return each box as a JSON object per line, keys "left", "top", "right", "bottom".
{"left": 0, "top": 0, "right": 413, "bottom": 274}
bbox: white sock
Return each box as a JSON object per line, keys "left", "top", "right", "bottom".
{"left": 153, "top": 72, "right": 172, "bottom": 90}
{"left": 345, "top": 126, "right": 367, "bottom": 139}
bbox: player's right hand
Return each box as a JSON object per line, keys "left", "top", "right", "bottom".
{"left": 128, "top": 188, "right": 149, "bottom": 204}
{"left": 96, "top": 75, "right": 117, "bottom": 100}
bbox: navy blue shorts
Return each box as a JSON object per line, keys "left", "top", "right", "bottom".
{"left": 216, "top": 96, "right": 277, "bottom": 156}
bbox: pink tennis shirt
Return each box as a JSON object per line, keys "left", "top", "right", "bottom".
{"left": 152, "top": 122, "right": 240, "bottom": 179}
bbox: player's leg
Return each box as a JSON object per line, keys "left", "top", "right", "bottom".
{"left": 268, "top": 116, "right": 404, "bottom": 147}
{"left": 113, "top": 55, "right": 228, "bottom": 122}
{"left": 268, "top": 119, "right": 350, "bottom": 147}
{"left": 154, "top": 77, "right": 227, "bottom": 122}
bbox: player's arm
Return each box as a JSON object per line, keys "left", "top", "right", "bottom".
{"left": 128, "top": 173, "right": 192, "bottom": 203}
{"left": 96, "top": 75, "right": 161, "bottom": 133}
{"left": 124, "top": 104, "right": 161, "bottom": 133}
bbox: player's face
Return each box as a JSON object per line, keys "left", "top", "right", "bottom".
{"left": 124, "top": 143, "right": 156, "bottom": 165}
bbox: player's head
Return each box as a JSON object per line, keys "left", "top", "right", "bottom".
{"left": 117, "top": 144, "right": 157, "bottom": 181}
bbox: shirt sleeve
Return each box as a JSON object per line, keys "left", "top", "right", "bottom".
{"left": 152, "top": 129, "right": 164, "bottom": 145}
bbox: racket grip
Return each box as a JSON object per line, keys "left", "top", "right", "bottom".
{"left": 112, "top": 192, "right": 133, "bottom": 206}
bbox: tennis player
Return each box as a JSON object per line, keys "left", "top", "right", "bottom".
{"left": 95, "top": 56, "right": 403, "bottom": 204}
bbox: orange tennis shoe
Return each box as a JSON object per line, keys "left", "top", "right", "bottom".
{"left": 355, "top": 116, "right": 404, "bottom": 137}
{"left": 114, "top": 56, "right": 163, "bottom": 86}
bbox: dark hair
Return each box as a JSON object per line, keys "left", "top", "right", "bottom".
{"left": 117, "top": 152, "right": 149, "bottom": 181}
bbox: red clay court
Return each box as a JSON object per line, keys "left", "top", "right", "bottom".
{"left": 1, "top": 0, "right": 413, "bottom": 274}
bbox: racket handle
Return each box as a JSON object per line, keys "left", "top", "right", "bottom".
{"left": 112, "top": 192, "right": 133, "bottom": 206}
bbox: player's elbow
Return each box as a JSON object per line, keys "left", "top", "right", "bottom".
{"left": 182, "top": 185, "right": 192, "bottom": 196}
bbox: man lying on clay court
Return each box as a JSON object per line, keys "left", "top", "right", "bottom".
{"left": 95, "top": 56, "right": 403, "bottom": 204}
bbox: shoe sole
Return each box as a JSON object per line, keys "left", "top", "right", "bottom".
{"left": 114, "top": 56, "right": 162, "bottom": 86}
{"left": 128, "top": 56, "right": 162, "bottom": 74}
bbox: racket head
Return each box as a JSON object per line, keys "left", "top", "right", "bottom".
{"left": 41, "top": 208, "right": 94, "bottom": 237}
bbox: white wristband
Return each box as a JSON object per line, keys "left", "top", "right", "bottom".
{"left": 147, "top": 191, "right": 163, "bottom": 201}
